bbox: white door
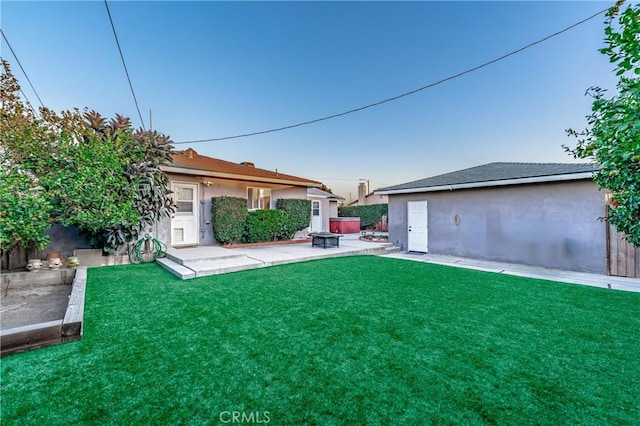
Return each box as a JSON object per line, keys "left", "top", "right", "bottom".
{"left": 311, "top": 200, "right": 322, "bottom": 232}
{"left": 171, "top": 182, "right": 198, "bottom": 246}
{"left": 407, "top": 201, "right": 428, "bottom": 252}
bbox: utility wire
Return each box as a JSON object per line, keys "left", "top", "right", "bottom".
{"left": 104, "top": 0, "right": 146, "bottom": 130}
{"left": 175, "top": 6, "right": 609, "bottom": 145}
{"left": 0, "top": 28, "right": 45, "bottom": 111}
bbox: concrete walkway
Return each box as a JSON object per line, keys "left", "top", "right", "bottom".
{"left": 382, "top": 252, "right": 640, "bottom": 293}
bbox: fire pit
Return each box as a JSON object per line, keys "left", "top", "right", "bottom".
{"left": 310, "top": 232, "right": 341, "bottom": 248}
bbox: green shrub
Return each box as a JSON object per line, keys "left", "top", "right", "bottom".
{"left": 243, "top": 210, "right": 293, "bottom": 243}
{"left": 213, "top": 197, "right": 310, "bottom": 245}
{"left": 276, "top": 198, "right": 311, "bottom": 232}
{"left": 0, "top": 172, "right": 52, "bottom": 253}
{"left": 1, "top": 62, "right": 175, "bottom": 254}
{"left": 338, "top": 204, "right": 388, "bottom": 228}
{"left": 212, "top": 196, "right": 247, "bottom": 244}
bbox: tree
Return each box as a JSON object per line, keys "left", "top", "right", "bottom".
{"left": 81, "top": 111, "right": 175, "bottom": 251}
{"left": 0, "top": 59, "right": 175, "bottom": 255}
{"left": 565, "top": 1, "right": 640, "bottom": 247}
{"left": 0, "top": 59, "right": 63, "bottom": 253}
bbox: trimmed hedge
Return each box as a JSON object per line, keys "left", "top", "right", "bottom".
{"left": 243, "top": 210, "right": 293, "bottom": 243}
{"left": 211, "top": 196, "right": 247, "bottom": 244}
{"left": 213, "top": 197, "right": 313, "bottom": 244}
{"left": 276, "top": 198, "right": 311, "bottom": 232}
{"left": 338, "top": 204, "right": 388, "bottom": 228}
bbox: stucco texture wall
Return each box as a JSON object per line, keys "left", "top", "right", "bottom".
{"left": 323, "top": 200, "right": 341, "bottom": 232}
{"left": 329, "top": 200, "right": 339, "bottom": 221}
{"left": 309, "top": 197, "right": 338, "bottom": 232}
{"left": 388, "top": 180, "right": 606, "bottom": 274}
{"left": 158, "top": 174, "right": 308, "bottom": 246}
{"left": 359, "top": 194, "right": 389, "bottom": 206}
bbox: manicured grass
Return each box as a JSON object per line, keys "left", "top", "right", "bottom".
{"left": 2, "top": 256, "right": 639, "bottom": 424}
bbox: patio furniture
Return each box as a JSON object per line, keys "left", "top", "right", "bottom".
{"left": 311, "top": 232, "right": 341, "bottom": 248}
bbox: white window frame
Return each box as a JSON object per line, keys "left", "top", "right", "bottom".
{"left": 174, "top": 185, "right": 196, "bottom": 216}
{"left": 247, "top": 187, "right": 272, "bottom": 210}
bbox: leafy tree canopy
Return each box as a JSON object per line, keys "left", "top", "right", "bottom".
{"left": 1, "top": 59, "right": 175, "bottom": 254}
{"left": 565, "top": 1, "right": 640, "bottom": 246}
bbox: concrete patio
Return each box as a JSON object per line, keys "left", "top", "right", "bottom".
{"left": 157, "top": 233, "right": 398, "bottom": 279}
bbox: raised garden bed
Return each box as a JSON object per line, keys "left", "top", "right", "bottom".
{"left": 0, "top": 267, "right": 87, "bottom": 357}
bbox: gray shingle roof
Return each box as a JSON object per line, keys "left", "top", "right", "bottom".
{"left": 377, "top": 162, "right": 598, "bottom": 193}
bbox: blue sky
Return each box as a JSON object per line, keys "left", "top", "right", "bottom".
{"left": 1, "top": 1, "right": 621, "bottom": 201}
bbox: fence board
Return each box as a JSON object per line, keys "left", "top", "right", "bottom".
{"left": 608, "top": 225, "right": 639, "bottom": 278}
{"left": 1, "top": 245, "right": 41, "bottom": 272}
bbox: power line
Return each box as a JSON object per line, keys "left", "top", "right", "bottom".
{"left": 104, "top": 0, "right": 146, "bottom": 130}
{"left": 175, "top": 6, "right": 609, "bottom": 145}
{"left": 0, "top": 28, "right": 45, "bottom": 110}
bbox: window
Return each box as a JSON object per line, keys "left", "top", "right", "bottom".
{"left": 312, "top": 201, "right": 320, "bottom": 216}
{"left": 247, "top": 187, "right": 271, "bottom": 210}
{"left": 175, "top": 186, "right": 194, "bottom": 215}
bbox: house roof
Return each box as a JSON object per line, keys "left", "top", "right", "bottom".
{"left": 162, "top": 148, "right": 322, "bottom": 187}
{"left": 307, "top": 187, "right": 345, "bottom": 200}
{"left": 347, "top": 191, "right": 387, "bottom": 205}
{"left": 376, "top": 162, "right": 599, "bottom": 195}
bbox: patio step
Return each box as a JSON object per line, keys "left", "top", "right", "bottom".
{"left": 183, "top": 256, "right": 264, "bottom": 278}
{"left": 383, "top": 245, "right": 401, "bottom": 254}
{"left": 157, "top": 255, "right": 265, "bottom": 280}
{"left": 165, "top": 246, "right": 245, "bottom": 265}
{"left": 349, "top": 242, "right": 397, "bottom": 255}
{"left": 156, "top": 257, "right": 196, "bottom": 279}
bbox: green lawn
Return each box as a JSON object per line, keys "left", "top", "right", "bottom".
{"left": 2, "top": 256, "right": 639, "bottom": 425}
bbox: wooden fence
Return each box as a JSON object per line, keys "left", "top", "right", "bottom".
{"left": 1, "top": 245, "right": 39, "bottom": 272}
{"left": 607, "top": 225, "right": 640, "bottom": 278}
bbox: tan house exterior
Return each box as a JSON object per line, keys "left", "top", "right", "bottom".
{"left": 158, "top": 148, "right": 322, "bottom": 247}
{"left": 307, "top": 187, "right": 344, "bottom": 233}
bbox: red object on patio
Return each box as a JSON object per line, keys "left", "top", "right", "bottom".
{"left": 329, "top": 217, "right": 360, "bottom": 234}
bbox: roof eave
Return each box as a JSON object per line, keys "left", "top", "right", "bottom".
{"left": 161, "top": 165, "right": 322, "bottom": 188}
{"left": 308, "top": 194, "right": 344, "bottom": 200}
{"left": 375, "top": 172, "right": 595, "bottom": 195}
